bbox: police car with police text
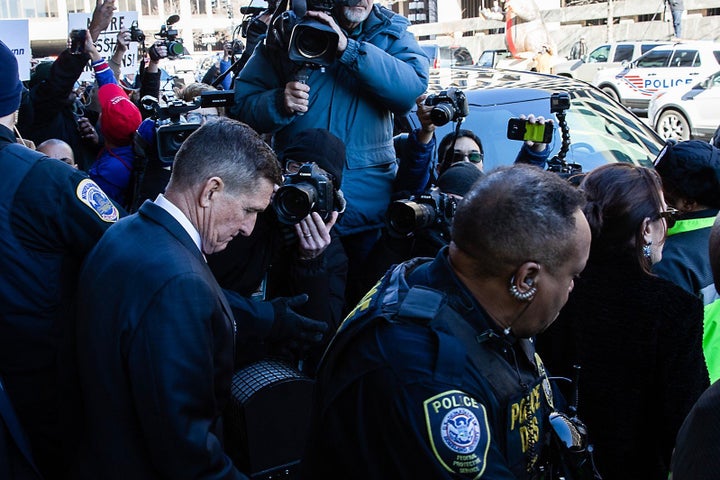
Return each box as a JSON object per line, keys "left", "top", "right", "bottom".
{"left": 592, "top": 41, "right": 720, "bottom": 114}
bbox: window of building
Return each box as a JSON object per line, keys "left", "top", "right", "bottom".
{"left": 142, "top": 0, "right": 159, "bottom": 16}
{"left": 1, "top": 0, "right": 56, "bottom": 18}
{"left": 66, "top": 0, "right": 86, "bottom": 14}
{"left": 190, "top": 0, "right": 207, "bottom": 15}
{"left": 164, "top": 0, "right": 180, "bottom": 16}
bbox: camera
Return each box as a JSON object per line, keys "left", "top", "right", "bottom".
{"left": 69, "top": 29, "right": 87, "bottom": 55}
{"left": 155, "top": 15, "right": 185, "bottom": 58}
{"left": 550, "top": 91, "right": 571, "bottom": 113}
{"left": 269, "top": 0, "right": 359, "bottom": 67}
{"left": 424, "top": 87, "right": 470, "bottom": 126}
{"left": 230, "top": 39, "right": 245, "bottom": 55}
{"left": 386, "top": 189, "right": 457, "bottom": 238}
{"left": 273, "top": 162, "right": 334, "bottom": 225}
{"left": 129, "top": 21, "right": 145, "bottom": 43}
{"left": 150, "top": 98, "right": 202, "bottom": 165}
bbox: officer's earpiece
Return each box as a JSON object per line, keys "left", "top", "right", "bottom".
{"left": 526, "top": 278, "right": 534, "bottom": 287}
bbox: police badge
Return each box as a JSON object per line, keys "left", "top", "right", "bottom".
{"left": 424, "top": 390, "right": 490, "bottom": 479}
{"left": 76, "top": 178, "right": 119, "bottom": 223}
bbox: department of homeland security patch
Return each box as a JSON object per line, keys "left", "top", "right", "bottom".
{"left": 424, "top": 390, "right": 490, "bottom": 478}
{"left": 76, "top": 179, "right": 119, "bottom": 222}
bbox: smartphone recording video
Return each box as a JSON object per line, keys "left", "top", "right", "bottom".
{"left": 507, "top": 117, "right": 553, "bottom": 144}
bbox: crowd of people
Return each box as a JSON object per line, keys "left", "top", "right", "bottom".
{"left": 1, "top": 0, "right": 719, "bottom": 478}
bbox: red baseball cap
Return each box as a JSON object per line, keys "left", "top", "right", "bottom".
{"left": 98, "top": 83, "right": 142, "bottom": 146}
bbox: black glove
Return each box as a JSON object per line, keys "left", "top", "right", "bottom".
{"left": 269, "top": 294, "right": 327, "bottom": 345}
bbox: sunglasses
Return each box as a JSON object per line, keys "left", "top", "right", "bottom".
{"left": 656, "top": 206, "right": 679, "bottom": 229}
{"left": 452, "top": 151, "right": 484, "bottom": 164}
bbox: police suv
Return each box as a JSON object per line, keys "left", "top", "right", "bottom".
{"left": 592, "top": 42, "right": 720, "bottom": 114}
{"left": 554, "top": 41, "right": 669, "bottom": 83}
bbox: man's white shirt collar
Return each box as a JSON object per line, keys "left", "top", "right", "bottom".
{"left": 154, "top": 194, "right": 204, "bottom": 257}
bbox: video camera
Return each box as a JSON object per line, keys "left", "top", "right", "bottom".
{"left": 425, "top": 87, "right": 470, "bottom": 126}
{"left": 155, "top": 15, "right": 185, "bottom": 58}
{"left": 145, "top": 97, "right": 201, "bottom": 165}
{"left": 269, "top": 0, "right": 360, "bottom": 68}
{"left": 386, "top": 189, "right": 458, "bottom": 239}
{"left": 273, "top": 162, "right": 335, "bottom": 225}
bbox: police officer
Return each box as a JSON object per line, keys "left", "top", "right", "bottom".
{"left": 0, "top": 40, "right": 120, "bottom": 479}
{"left": 301, "top": 165, "right": 592, "bottom": 479}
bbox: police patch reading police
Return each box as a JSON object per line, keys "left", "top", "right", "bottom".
{"left": 424, "top": 390, "right": 490, "bottom": 479}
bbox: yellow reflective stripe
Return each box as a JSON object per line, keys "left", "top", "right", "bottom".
{"left": 667, "top": 217, "right": 716, "bottom": 236}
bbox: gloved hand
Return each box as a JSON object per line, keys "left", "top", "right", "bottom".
{"left": 269, "top": 294, "right": 328, "bottom": 345}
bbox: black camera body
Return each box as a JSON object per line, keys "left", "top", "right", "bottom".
{"left": 152, "top": 99, "right": 201, "bottom": 165}
{"left": 129, "top": 21, "right": 145, "bottom": 43}
{"left": 425, "top": 87, "right": 470, "bottom": 126}
{"left": 69, "top": 29, "right": 87, "bottom": 55}
{"left": 273, "top": 162, "right": 334, "bottom": 225}
{"left": 155, "top": 15, "right": 184, "bottom": 58}
{"left": 287, "top": 16, "right": 339, "bottom": 66}
{"left": 386, "top": 189, "right": 457, "bottom": 239}
{"left": 270, "top": 0, "right": 360, "bottom": 67}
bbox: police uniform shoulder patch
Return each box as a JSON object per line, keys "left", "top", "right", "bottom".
{"left": 423, "top": 390, "right": 490, "bottom": 479}
{"left": 76, "top": 178, "right": 119, "bottom": 223}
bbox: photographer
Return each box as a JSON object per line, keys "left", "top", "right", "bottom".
{"left": 208, "top": 128, "right": 348, "bottom": 376}
{"left": 18, "top": 0, "right": 116, "bottom": 171}
{"left": 232, "top": 0, "right": 429, "bottom": 308}
{"left": 395, "top": 92, "right": 553, "bottom": 199}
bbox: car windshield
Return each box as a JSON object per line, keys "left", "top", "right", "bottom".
{"left": 430, "top": 87, "right": 661, "bottom": 172}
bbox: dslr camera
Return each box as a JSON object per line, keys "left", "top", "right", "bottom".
{"left": 270, "top": 0, "right": 360, "bottom": 67}
{"left": 129, "top": 21, "right": 145, "bottom": 43}
{"left": 273, "top": 162, "right": 334, "bottom": 225}
{"left": 155, "top": 15, "right": 185, "bottom": 58}
{"left": 386, "top": 189, "right": 457, "bottom": 239}
{"left": 424, "top": 87, "right": 469, "bottom": 126}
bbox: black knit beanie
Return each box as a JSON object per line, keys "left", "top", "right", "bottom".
{"left": 0, "top": 40, "right": 23, "bottom": 118}
{"left": 655, "top": 140, "right": 720, "bottom": 209}
{"left": 280, "top": 128, "right": 346, "bottom": 189}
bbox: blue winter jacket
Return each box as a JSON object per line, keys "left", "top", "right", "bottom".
{"left": 232, "top": 5, "right": 429, "bottom": 235}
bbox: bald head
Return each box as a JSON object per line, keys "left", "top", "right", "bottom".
{"left": 37, "top": 139, "right": 76, "bottom": 168}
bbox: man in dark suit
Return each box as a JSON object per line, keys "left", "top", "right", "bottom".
{"left": 74, "top": 118, "right": 282, "bottom": 479}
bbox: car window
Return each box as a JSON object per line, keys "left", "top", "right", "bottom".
{"left": 452, "top": 47, "right": 474, "bottom": 66}
{"left": 427, "top": 88, "right": 660, "bottom": 172}
{"left": 636, "top": 50, "right": 671, "bottom": 68}
{"left": 711, "top": 72, "right": 720, "bottom": 88}
{"left": 476, "top": 51, "right": 495, "bottom": 68}
{"left": 670, "top": 50, "right": 700, "bottom": 67}
{"left": 613, "top": 45, "right": 634, "bottom": 62}
{"left": 641, "top": 43, "right": 663, "bottom": 54}
{"left": 588, "top": 45, "right": 610, "bottom": 63}
{"left": 714, "top": 51, "right": 720, "bottom": 65}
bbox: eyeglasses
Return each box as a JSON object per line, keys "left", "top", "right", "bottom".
{"left": 285, "top": 160, "right": 305, "bottom": 174}
{"left": 655, "top": 206, "right": 679, "bottom": 229}
{"left": 186, "top": 112, "right": 220, "bottom": 124}
{"left": 452, "top": 151, "right": 484, "bottom": 164}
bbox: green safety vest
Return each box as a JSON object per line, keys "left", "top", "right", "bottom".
{"left": 669, "top": 216, "right": 720, "bottom": 383}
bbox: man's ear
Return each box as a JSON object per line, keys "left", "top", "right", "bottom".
{"left": 199, "top": 176, "right": 223, "bottom": 208}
